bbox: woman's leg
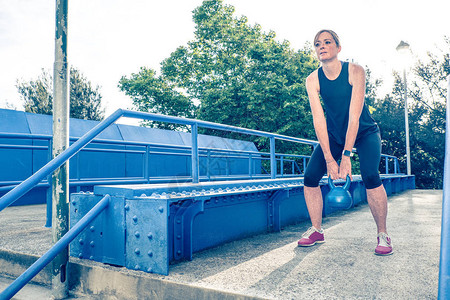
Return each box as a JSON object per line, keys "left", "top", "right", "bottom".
{"left": 303, "top": 140, "right": 343, "bottom": 229}
{"left": 356, "top": 132, "right": 388, "bottom": 234}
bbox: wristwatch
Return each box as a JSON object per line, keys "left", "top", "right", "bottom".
{"left": 342, "top": 150, "right": 354, "bottom": 157}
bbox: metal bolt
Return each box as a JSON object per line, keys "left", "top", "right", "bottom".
{"left": 79, "top": 239, "right": 84, "bottom": 245}
{"left": 89, "top": 256, "right": 94, "bottom": 260}
{"left": 148, "top": 233, "right": 153, "bottom": 240}
{"left": 124, "top": 204, "right": 130, "bottom": 211}
{"left": 158, "top": 206, "right": 164, "bottom": 213}
{"left": 177, "top": 250, "right": 181, "bottom": 255}
{"left": 78, "top": 253, "right": 83, "bottom": 258}
{"left": 135, "top": 248, "right": 141, "bottom": 255}
{"left": 147, "top": 267, "right": 153, "bottom": 273}
{"left": 148, "top": 251, "right": 153, "bottom": 257}
{"left": 90, "top": 241, "right": 95, "bottom": 247}
{"left": 135, "top": 265, "right": 140, "bottom": 270}
{"left": 176, "top": 219, "right": 181, "bottom": 224}
{"left": 135, "top": 231, "right": 140, "bottom": 238}
{"left": 177, "top": 235, "right": 181, "bottom": 239}
{"left": 133, "top": 215, "right": 138, "bottom": 223}
{"left": 72, "top": 200, "right": 76, "bottom": 206}
{"left": 90, "top": 226, "right": 95, "bottom": 232}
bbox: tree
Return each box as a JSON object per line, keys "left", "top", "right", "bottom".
{"left": 120, "top": 0, "right": 318, "bottom": 155}
{"left": 17, "top": 67, "right": 104, "bottom": 121}
{"left": 118, "top": 67, "right": 195, "bottom": 130}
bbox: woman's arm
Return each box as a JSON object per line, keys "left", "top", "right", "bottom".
{"left": 306, "top": 71, "right": 339, "bottom": 179}
{"left": 339, "top": 63, "right": 366, "bottom": 179}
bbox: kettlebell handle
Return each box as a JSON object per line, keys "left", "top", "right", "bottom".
{"left": 328, "top": 175, "right": 351, "bottom": 191}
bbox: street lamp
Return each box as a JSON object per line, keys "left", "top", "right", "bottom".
{"left": 396, "top": 40, "right": 411, "bottom": 175}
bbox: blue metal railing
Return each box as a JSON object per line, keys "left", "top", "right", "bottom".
{"left": 0, "top": 194, "right": 111, "bottom": 300}
{"left": 0, "top": 108, "right": 404, "bottom": 298}
{"left": 0, "top": 109, "right": 319, "bottom": 211}
{"left": 438, "top": 76, "right": 450, "bottom": 299}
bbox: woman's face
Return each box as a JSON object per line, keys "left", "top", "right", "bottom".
{"left": 314, "top": 32, "right": 341, "bottom": 62}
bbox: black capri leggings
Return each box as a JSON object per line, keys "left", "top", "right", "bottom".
{"left": 304, "top": 131, "right": 383, "bottom": 189}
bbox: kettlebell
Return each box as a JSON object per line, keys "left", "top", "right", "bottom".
{"left": 326, "top": 175, "right": 353, "bottom": 209}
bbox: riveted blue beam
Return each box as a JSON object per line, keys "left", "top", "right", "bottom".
{"left": 172, "top": 199, "right": 205, "bottom": 261}
{"left": 125, "top": 197, "right": 170, "bottom": 275}
{"left": 267, "top": 189, "right": 290, "bottom": 232}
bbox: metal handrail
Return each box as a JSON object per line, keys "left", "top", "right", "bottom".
{"left": 0, "top": 194, "right": 111, "bottom": 300}
{"left": 0, "top": 109, "right": 318, "bottom": 212}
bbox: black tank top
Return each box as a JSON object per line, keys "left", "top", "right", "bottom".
{"left": 318, "top": 61, "right": 379, "bottom": 145}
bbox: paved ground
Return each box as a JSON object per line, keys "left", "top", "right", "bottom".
{"left": 0, "top": 189, "right": 443, "bottom": 299}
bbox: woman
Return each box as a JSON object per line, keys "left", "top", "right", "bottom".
{"left": 297, "top": 29, "right": 393, "bottom": 255}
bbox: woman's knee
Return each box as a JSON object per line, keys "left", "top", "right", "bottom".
{"left": 362, "top": 173, "right": 382, "bottom": 189}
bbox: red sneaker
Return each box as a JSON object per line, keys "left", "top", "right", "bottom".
{"left": 375, "top": 232, "right": 394, "bottom": 255}
{"left": 298, "top": 226, "right": 325, "bottom": 247}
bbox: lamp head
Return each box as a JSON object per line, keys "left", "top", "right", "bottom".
{"left": 396, "top": 40, "right": 410, "bottom": 52}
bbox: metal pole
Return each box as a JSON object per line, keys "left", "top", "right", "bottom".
{"left": 404, "top": 69, "right": 411, "bottom": 175}
{"left": 438, "top": 75, "right": 450, "bottom": 299}
{"left": 270, "top": 137, "right": 276, "bottom": 179}
{"left": 191, "top": 123, "right": 199, "bottom": 183}
{"left": 52, "top": 0, "right": 69, "bottom": 298}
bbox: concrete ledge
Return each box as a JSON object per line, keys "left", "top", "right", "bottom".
{"left": 0, "top": 250, "right": 264, "bottom": 300}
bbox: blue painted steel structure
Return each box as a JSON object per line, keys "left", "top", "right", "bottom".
{"left": 70, "top": 174, "right": 414, "bottom": 275}
{"left": 438, "top": 76, "right": 450, "bottom": 299}
{"left": 0, "top": 194, "right": 111, "bottom": 300}
{"left": 0, "top": 108, "right": 413, "bottom": 296}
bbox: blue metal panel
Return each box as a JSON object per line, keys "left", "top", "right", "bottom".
{"left": 383, "top": 178, "right": 392, "bottom": 196}
{"left": 118, "top": 124, "right": 184, "bottom": 145}
{"left": 70, "top": 118, "right": 122, "bottom": 140}
{"left": 32, "top": 139, "right": 50, "bottom": 175}
{"left": 279, "top": 188, "right": 309, "bottom": 228}
{"left": 125, "top": 197, "right": 169, "bottom": 275}
{"left": 70, "top": 193, "right": 125, "bottom": 266}
{"left": 171, "top": 199, "right": 205, "bottom": 261}
{"left": 0, "top": 146, "right": 32, "bottom": 181}
{"left": 192, "top": 194, "right": 268, "bottom": 252}
{"left": 26, "top": 113, "right": 52, "bottom": 135}
{"left": 125, "top": 145, "right": 145, "bottom": 178}
{"left": 0, "top": 109, "right": 31, "bottom": 133}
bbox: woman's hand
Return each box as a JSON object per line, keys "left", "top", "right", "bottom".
{"left": 326, "top": 160, "right": 340, "bottom": 180}
{"left": 339, "top": 156, "right": 352, "bottom": 180}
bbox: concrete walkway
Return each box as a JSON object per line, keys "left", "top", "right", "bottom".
{"left": 0, "top": 189, "right": 442, "bottom": 299}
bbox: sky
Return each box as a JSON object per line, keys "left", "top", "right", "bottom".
{"left": 1, "top": 0, "right": 449, "bottom": 124}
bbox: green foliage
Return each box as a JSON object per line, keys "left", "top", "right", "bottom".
{"left": 122, "top": 0, "right": 318, "bottom": 154}
{"left": 118, "top": 67, "right": 194, "bottom": 130}
{"left": 18, "top": 69, "right": 53, "bottom": 115}
{"left": 17, "top": 67, "right": 104, "bottom": 121}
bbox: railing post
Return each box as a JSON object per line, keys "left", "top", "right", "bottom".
{"left": 248, "top": 153, "right": 253, "bottom": 178}
{"left": 45, "top": 139, "right": 53, "bottom": 228}
{"left": 385, "top": 157, "right": 389, "bottom": 174}
{"left": 270, "top": 137, "right": 276, "bottom": 179}
{"left": 280, "top": 155, "right": 284, "bottom": 177}
{"left": 144, "top": 145, "right": 150, "bottom": 183}
{"left": 191, "top": 123, "right": 199, "bottom": 183}
{"left": 207, "top": 149, "right": 211, "bottom": 180}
